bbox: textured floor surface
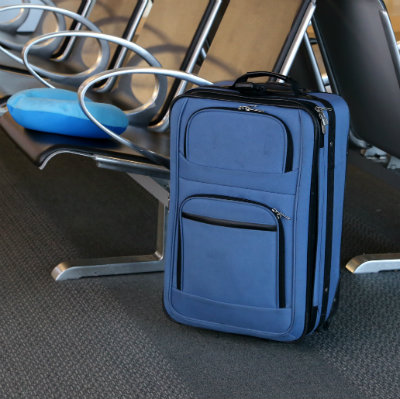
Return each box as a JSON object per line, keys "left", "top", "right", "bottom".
{"left": 0, "top": 129, "right": 399, "bottom": 399}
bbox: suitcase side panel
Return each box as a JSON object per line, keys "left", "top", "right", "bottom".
{"left": 307, "top": 93, "right": 350, "bottom": 329}
{"left": 314, "top": 93, "right": 350, "bottom": 319}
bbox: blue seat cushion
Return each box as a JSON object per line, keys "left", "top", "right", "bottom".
{"left": 7, "top": 88, "right": 128, "bottom": 139}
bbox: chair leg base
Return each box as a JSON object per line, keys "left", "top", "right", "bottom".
{"left": 51, "top": 253, "right": 164, "bottom": 281}
{"left": 51, "top": 197, "right": 168, "bottom": 281}
{"left": 346, "top": 253, "right": 400, "bottom": 274}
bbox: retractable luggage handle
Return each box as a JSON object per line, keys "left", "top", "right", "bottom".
{"left": 233, "top": 71, "right": 302, "bottom": 95}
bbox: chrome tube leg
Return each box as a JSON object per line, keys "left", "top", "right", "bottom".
{"left": 346, "top": 254, "right": 400, "bottom": 274}
{"left": 51, "top": 202, "right": 167, "bottom": 281}
{"left": 302, "top": 32, "right": 326, "bottom": 92}
{"left": 52, "top": 0, "right": 97, "bottom": 61}
{"left": 279, "top": 0, "right": 317, "bottom": 76}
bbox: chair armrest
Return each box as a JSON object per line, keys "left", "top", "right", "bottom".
{"left": 53, "top": 0, "right": 97, "bottom": 62}
{"left": 22, "top": 31, "right": 168, "bottom": 128}
{"left": 0, "top": 0, "right": 30, "bottom": 32}
{"left": 0, "top": 4, "right": 110, "bottom": 86}
{"left": 0, "top": 1, "right": 66, "bottom": 57}
{"left": 78, "top": 66, "right": 213, "bottom": 166}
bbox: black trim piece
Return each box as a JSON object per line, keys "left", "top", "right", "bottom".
{"left": 182, "top": 211, "right": 277, "bottom": 231}
{"left": 322, "top": 280, "right": 340, "bottom": 330}
{"left": 177, "top": 219, "right": 182, "bottom": 290}
{"left": 304, "top": 129, "right": 319, "bottom": 334}
{"left": 183, "top": 194, "right": 286, "bottom": 309}
{"left": 309, "top": 306, "right": 319, "bottom": 330}
{"left": 0, "top": 64, "right": 32, "bottom": 75}
{"left": 286, "top": 125, "right": 294, "bottom": 172}
{"left": 306, "top": 95, "right": 336, "bottom": 327}
{"left": 277, "top": 219, "right": 286, "bottom": 309}
{"left": 320, "top": 102, "right": 335, "bottom": 324}
{"left": 183, "top": 105, "right": 293, "bottom": 172}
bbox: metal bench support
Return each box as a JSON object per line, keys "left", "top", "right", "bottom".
{"left": 51, "top": 199, "right": 167, "bottom": 281}
{"left": 346, "top": 253, "right": 400, "bottom": 274}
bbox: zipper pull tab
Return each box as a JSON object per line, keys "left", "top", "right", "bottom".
{"left": 238, "top": 105, "right": 262, "bottom": 113}
{"left": 272, "top": 208, "right": 291, "bottom": 220}
{"left": 315, "top": 106, "right": 332, "bottom": 134}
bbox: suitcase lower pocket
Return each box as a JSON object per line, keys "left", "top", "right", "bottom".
{"left": 177, "top": 196, "right": 285, "bottom": 309}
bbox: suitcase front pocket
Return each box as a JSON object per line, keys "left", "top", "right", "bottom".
{"left": 184, "top": 107, "right": 292, "bottom": 173}
{"left": 178, "top": 196, "right": 286, "bottom": 309}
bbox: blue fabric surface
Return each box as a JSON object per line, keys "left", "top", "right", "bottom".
{"left": 7, "top": 88, "right": 128, "bottom": 139}
{"left": 180, "top": 197, "right": 279, "bottom": 308}
{"left": 311, "top": 93, "right": 350, "bottom": 322}
{"left": 186, "top": 109, "right": 287, "bottom": 173}
{"left": 164, "top": 87, "right": 350, "bottom": 341}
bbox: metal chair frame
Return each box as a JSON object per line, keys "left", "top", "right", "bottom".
{"left": 0, "top": 4, "right": 110, "bottom": 86}
{"left": 294, "top": 4, "right": 400, "bottom": 274}
{"left": 0, "top": 0, "right": 317, "bottom": 281}
{"left": 0, "top": 0, "right": 151, "bottom": 92}
{"left": 0, "top": 0, "right": 66, "bottom": 58}
{"left": 0, "top": 0, "right": 98, "bottom": 62}
{"left": 0, "top": 0, "right": 30, "bottom": 32}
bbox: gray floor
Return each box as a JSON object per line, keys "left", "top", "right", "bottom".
{"left": 0, "top": 129, "right": 399, "bottom": 398}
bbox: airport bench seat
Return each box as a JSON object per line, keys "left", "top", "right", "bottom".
{"left": 0, "top": 0, "right": 316, "bottom": 280}
{"left": 0, "top": 111, "right": 169, "bottom": 176}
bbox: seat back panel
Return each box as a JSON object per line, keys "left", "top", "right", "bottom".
{"left": 314, "top": 0, "right": 400, "bottom": 158}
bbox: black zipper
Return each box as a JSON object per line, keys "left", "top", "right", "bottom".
{"left": 178, "top": 194, "right": 290, "bottom": 309}
{"left": 184, "top": 106, "right": 293, "bottom": 172}
{"left": 175, "top": 88, "right": 324, "bottom": 336}
{"left": 283, "top": 93, "right": 336, "bottom": 332}
{"left": 304, "top": 94, "right": 337, "bottom": 329}
{"left": 182, "top": 212, "right": 277, "bottom": 231}
{"left": 176, "top": 87, "right": 326, "bottom": 147}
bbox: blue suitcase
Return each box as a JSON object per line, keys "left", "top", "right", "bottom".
{"left": 163, "top": 71, "right": 350, "bottom": 341}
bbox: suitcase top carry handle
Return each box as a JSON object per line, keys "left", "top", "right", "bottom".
{"left": 233, "top": 71, "right": 302, "bottom": 96}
